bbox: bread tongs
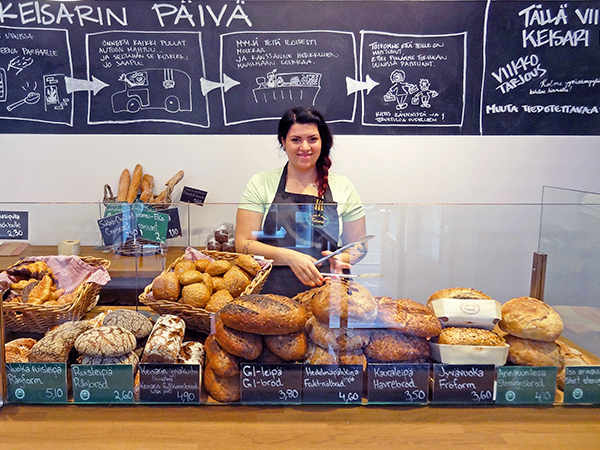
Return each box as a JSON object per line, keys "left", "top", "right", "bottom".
{"left": 313, "top": 234, "right": 375, "bottom": 266}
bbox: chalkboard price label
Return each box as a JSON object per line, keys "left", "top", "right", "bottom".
{"left": 301, "top": 364, "right": 363, "bottom": 404}
{"left": 71, "top": 364, "right": 134, "bottom": 404}
{"left": 366, "top": 363, "right": 430, "bottom": 404}
{"left": 0, "top": 211, "right": 28, "bottom": 240}
{"left": 98, "top": 203, "right": 169, "bottom": 246}
{"left": 240, "top": 363, "right": 302, "bottom": 405}
{"left": 138, "top": 363, "right": 201, "bottom": 403}
{"left": 563, "top": 366, "right": 600, "bottom": 405}
{"left": 496, "top": 366, "right": 557, "bottom": 405}
{"left": 180, "top": 186, "right": 208, "bottom": 205}
{"left": 6, "top": 363, "right": 67, "bottom": 404}
{"left": 431, "top": 364, "right": 495, "bottom": 404}
{"left": 163, "top": 207, "right": 182, "bottom": 239}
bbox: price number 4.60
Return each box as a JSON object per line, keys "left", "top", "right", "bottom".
{"left": 339, "top": 391, "right": 360, "bottom": 403}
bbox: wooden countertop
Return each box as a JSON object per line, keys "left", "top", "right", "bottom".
{"left": 0, "top": 245, "right": 187, "bottom": 279}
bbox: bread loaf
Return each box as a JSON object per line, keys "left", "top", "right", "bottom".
{"left": 304, "top": 342, "right": 339, "bottom": 365}
{"left": 126, "top": 164, "right": 143, "bottom": 203}
{"left": 117, "top": 169, "right": 131, "bottom": 202}
{"left": 79, "top": 352, "right": 139, "bottom": 370}
{"left": 376, "top": 297, "right": 441, "bottom": 338}
{"left": 235, "top": 254, "right": 262, "bottom": 277}
{"left": 205, "top": 289, "right": 234, "bottom": 313}
{"left": 310, "top": 279, "right": 377, "bottom": 324}
{"left": 437, "top": 327, "right": 506, "bottom": 346}
{"left": 178, "top": 341, "right": 206, "bottom": 365}
{"left": 5, "top": 338, "right": 37, "bottom": 363}
{"left": 204, "top": 334, "right": 241, "bottom": 377}
{"left": 263, "top": 330, "right": 309, "bottom": 361}
{"left": 101, "top": 309, "right": 153, "bottom": 339}
{"left": 427, "top": 287, "right": 492, "bottom": 302}
{"left": 305, "top": 315, "right": 370, "bottom": 352}
{"left": 152, "top": 272, "right": 180, "bottom": 302}
{"left": 141, "top": 314, "right": 185, "bottom": 363}
{"left": 180, "top": 283, "right": 211, "bottom": 308}
{"left": 28, "top": 321, "right": 92, "bottom": 363}
{"left": 499, "top": 297, "right": 563, "bottom": 342}
{"left": 75, "top": 326, "right": 137, "bottom": 357}
{"left": 505, "top": 334, "right": 562, "bottom": 367}
{"left": 218, "top": 294, "right": 308, "bottom": 335}
{"left": 365, "top": 330, "right": 429, "bottom": 362}
{"left": 214, "top": 315, "right": 263, "bottom": 360}
{"left": 204, "top": 363, "right": 240, "bottom": 403}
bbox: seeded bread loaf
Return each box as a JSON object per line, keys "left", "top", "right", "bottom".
{"left": 28, "top": 321, "right": 93, "bottom": 363}
{"left": 365, "top": 329, "right": 429, "bottom": 362}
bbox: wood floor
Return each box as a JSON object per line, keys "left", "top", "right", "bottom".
{"left": 1, "top": 404, "right": 599, "bottom": 450}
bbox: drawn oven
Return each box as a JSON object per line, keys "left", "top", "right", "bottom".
{"left": 111, "top": 68, "right": 192, "bottom": 114}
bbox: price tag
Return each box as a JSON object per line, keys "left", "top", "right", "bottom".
{"left": 162, "top": 207, "right": 182, "bottom": 239}
{"left": 496, "top": 366, "right": 557, "bottom": 404}
{"left": 180, "top": 186, "right": 208, "bottom": 205}
{"left": 301, "top": 364, "right": 363, "bottom": 404}
{"left": 563, "top": 366, "right": 600, "bottom": 405}
{"left": 71, "top": 364, "right": 135, "bottom": 404}
{"left": 98, "top": 208, "right": 136, "bottom": 247}
{"left": 6, "top": 363, "right": 67, "bottom": 404}
{"left": 240, "top": 363, "right": 302, "bottom": 405}
{"left": 134, "top": 204, "right": 169, "bottom": 244}
{"left": 366, "top": 363, "right": 430, "bottom": 404}
{"left": 431, "top": 364, "right": 495, "bottom": 404}
{"left": 138, "top": 363, "right": 200, "bottom": 403}
{"left": 0, "top": 211, "right": 28, "bottom": 240}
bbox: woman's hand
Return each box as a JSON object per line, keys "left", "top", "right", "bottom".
{"left": 319, "top": 251, "right": 352, "bottom": 274}
{"left": 281, "top": 248, "right": 324, "bottom": 288}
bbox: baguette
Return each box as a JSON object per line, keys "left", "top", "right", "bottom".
{"left": 117, "top": 169, "right": 131, "bottom": 202}
{"left": 140, "top": 173, "right": 154, "bottom": 202}
{"left": 165, "top": 170, "right": 184, "bottom": 189}
{"left": 127, "top": 164, "right": 143, "bottom": 203}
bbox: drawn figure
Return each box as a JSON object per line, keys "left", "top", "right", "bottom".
{"left": 411, "top": 78, "right": 438, "bottom": 108}
{"left": 7, "top": 56, "right": 34, "bottom": 75}
{"left": 253, "top": 70, "right": 321, "bottom": 105}
{"left": 384, "top": 69, "right": 418, "bottom": 110}
{"left": 112, "top": 68, "right": 192, "bottom": 114}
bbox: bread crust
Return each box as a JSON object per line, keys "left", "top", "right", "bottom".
{"left": 376, "top": 297, "right": 441, "bottom": 338}
{"left": 365, "top": 330, "right": 429, "bottom": 362}
{"left": 437, "top": 327, "right": 506, "bottom": 346}
{"left": 263, "top": 330, "right": 309, "bottom": 361}
{"left": 310, "top": 279, "right": 377, "bottom": 324}
{"left": 505, "top": 334, "right": 562, "bottom": 367}
{"left": 204, "top": 334, "right": 241, "bottom": 377}
{"left": 305, "top": 315, "right": 370, "bottom": 352}
{"left": 204, "top": 363, "right": 240, "bottom": 403}
{"left": 428, "top": 287, "right": 492, "bottom": 302}
{"left": 499, "top": 297, "right": 563, "bottom": 342}
{"left": 214, "top": 315, "right": 263, "bottom": 360}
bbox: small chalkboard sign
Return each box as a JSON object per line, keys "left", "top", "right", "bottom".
{"left": 138, "top": 363, "right": 201, "bottom": 403}
{"left": 0, "top": 211, "right": 28, "bottom": 240}
{"left": 71, "top": 364, "right": 134, "bottom": 403}
{"left": 563, "top": 366, "right": 600, "bottom": 405}
{"left": 302, "top": 364, "right": 363, "bottom": 404}
{"left": 366, "top": 363, "right": 430, "bottom": 404}
{"left": 98, "top": 208, "right": 136, "bottom": 247}
{"left": 431, "top": 364, "right": 495, "bottom": 404}
{"left": 180, "top": 186, "right": 208, "bottom": 205}
{"left": 496, "top": 366, "right": 557, "bottom": 405}
{"left": 135, "top": 205, "right": 169, "bottom": 244}
{"left": 163, "top": 208, "right": 182, "bottom": 239}
{"left": 5, "top": 363, "right": 67, "bottom": 404}
{"left": 240, "top": 363, "right": 302, "bottom": 404}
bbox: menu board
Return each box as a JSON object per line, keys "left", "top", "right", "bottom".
{"left": 302, "top": 364, "right": 363, "bottom": 404}
{"left": 0, "top": 211, "right": 28, "bottom": 240}
{"left": 563, "top": 366, "right": 600, "bottom": 405}
{"left": 240, "top": 363, "right": 302, "bottom": 404}
{"left": 431, "top": 364, "right": 496, "bottom": 404}
{"left": 366, "top": 363, "right": 430, "bottom": 404}
{"left": 71, "top": 364, "right": 135, "bottom": 404}
{"left": 496, "top": 366, "right": 557, "bottom": 405}
{"left": 6, "top": 363, "right": 67, "bottom": 404}
{"left": 138, "top": 363, "right": 201, "bottom": 403}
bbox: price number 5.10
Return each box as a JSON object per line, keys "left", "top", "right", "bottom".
{"left": 46, "top": 388, "right": 64, "bottom": 400}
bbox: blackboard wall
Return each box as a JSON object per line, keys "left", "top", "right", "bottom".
{"left": 1, "top": 0, "right": 598, "bottom": 135}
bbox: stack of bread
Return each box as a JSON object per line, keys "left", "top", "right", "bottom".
{"left": 427, "top": 287, "right": 509, "bottom": 365}
{"left": 498, "top": 297, "right": 565, "bottom": 369}
{"left": 203, "top": 293, "right": 308, "bottom": 403}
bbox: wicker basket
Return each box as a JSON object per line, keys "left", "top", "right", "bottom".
{"left": 2, "top": 256, "right": 111, "bottom": 333}
{"left": 139, "top": 250, "right": 272, "bottom": 334}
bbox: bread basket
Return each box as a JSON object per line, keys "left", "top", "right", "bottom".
{"left": 2, "top": 256, "right": 111, "bottom": 333}
{"left": 139, "top": 249, "right": 272, "bottom": 334}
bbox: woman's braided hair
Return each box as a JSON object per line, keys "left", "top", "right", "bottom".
{"left": 278, "top": 106, "right": 333, "bottom": 198}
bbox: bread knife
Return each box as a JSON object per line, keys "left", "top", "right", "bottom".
{"left": 313, "top": 234, "right": 374, "bottom": 266}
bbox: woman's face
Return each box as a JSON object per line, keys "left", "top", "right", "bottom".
{"left": 281, "top": 123, "right": 322, "bottom": 172}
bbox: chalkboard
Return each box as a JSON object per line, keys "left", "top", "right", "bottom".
{"left": 5, "top": 363, "right": 68, "bottom": 404}
{"left": 71, "top": 364, "right": 135, "bottom": 403}
{"left": 496, "top": 366, "right": 557, "bottom": 404}
{"left": 0, "top": 0, "right": 492, "bottom": 135}
{"left": 240, "top": 363, "right": 302, "bottom": 404}
{"left": 482, "top": 1, "right": 600, "bottom": 134}
{"left": 0, "top": 211, "right": 28, "bottom": 240}
{"left": 302, "top": 364, "right": 363, "bottom": 404}
{"left": 366, "top": 363, "right": 430, "bottom": 404}
{"left": 138, "top": 363, "right": 201, "bottom": 403}
{"left": 563, "top": 365, "right": 600, "bottom": 405}
{"left": 431, "top": 364, "right": 496, "bottom": 404}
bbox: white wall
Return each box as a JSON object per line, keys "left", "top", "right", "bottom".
{"left": 2, "top": 134, "right": 600, "bottom": 204}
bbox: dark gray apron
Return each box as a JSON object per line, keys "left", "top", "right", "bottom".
{"left": 258, "top": 164, "right": 340, "bottom": 297}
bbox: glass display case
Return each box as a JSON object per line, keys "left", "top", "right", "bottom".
{"left": 1, "top": 193, "right": 598, "bottom": 406}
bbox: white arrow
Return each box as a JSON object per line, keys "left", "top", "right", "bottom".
{"left": 64, "top": 76, "right": 109, "bottom": 96}
{"left": 200, "top": 74, "right": 240, "bottom": 96}
{"left": 346, "top": 74, "right": 379, "bottom": 96}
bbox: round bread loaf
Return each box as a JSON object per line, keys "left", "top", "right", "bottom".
{"left": 437, "top": 327, "right": 506, "bottom": 346}
{"left": 79, "top": 351, "right": 139, "bottom": 368}
{"left": 263, "top": 330, "right": 309, "bottom": 361}
{"left": 205, "top": 289, "right": 234, "bottom": 313}
{"left": 427, "top": 287, "right": 492, "bottom": 302}
{"left": 194, "top": 259, "right": 210, "bottom": 273}
{"left": 151, "top": 272, "right": 180, "bottom": 302}
{"left": 235, "top": 254, "right": 262, "bottom": 277}
{"left": 206, "top": 260, "right": 231, "bottom": 276}
{"left": 223, "top": 265, "right": 251, "bottom": 297}
{"left": 5, "top": 338, "right": 37, "bottom": 363}
{"left": 29, "top": 321, "right": 93, "bottom": 363}
{"left": 310, "top": 279, "right": 377, "bottom": 324}
{"left": 214, "top": 315, "right": 263, "bottom": 360}
{"left": 204, "top": 334, "right": 241, "bottom": 377}
{"left": 178, "top": 269, "right": 204, "bottom": 286}
{"left": 505, "top": 334, "right": 562, "bottom": 367}
{"left": 218, "top": 294, "right": 308, "bottom": 335}
{"left": 101, "top": 309, "right": 153, "bottom": 339}
{"left": 365, "top": 330, "right": 429, "bottom": 362}
{"left": 305, "top": 315, "right": 370, "bottom": 352}
{"left": 174, "top": 260, "right": 196, "bottom": 277}
{"left": 376, "top": 297, "right": 441, "bottom": 338}
{"left": 499, "top": 297, "right": 563, "bottom": 342}
{"left": 74, "top": 326, "right": 137, "bottom": 357}
{"left": 180, "top": 283, "right": 211, "bottom": 308}
{"left": 204, "top": 363, "right": 240, "bottom": 403}
{"left": 304, "top": 342, "right": 339, "bottom": 365}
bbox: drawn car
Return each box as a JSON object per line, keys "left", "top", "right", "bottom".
{"left": 112, "top": 68, "right": 192, "bottom": 114}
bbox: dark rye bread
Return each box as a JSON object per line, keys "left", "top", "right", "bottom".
{"left": 263, "top": 330, "right": 309, "bottom": 361}
{"left": 218, "top": 294, "right": 308, "bottom": 335}
{"left": 214, "top": 314, "right": 263, "bottom": 360}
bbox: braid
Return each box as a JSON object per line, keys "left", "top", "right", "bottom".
{"left": 317, "top": 155, "right": 332, "bottom": 198}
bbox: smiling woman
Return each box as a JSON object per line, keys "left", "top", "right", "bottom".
{"left": 235, "top": 106, "right": 367, "bottom": 298}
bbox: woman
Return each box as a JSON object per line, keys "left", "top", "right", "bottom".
{"left": 235, "top": 106, "right": 367, "bottom": 298}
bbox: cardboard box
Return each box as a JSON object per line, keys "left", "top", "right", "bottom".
{"left": 429, "top": 342, "right": 509, "bottom": 367}
{"left": 428, "top": 298, "right": 502, "bottom": 330}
